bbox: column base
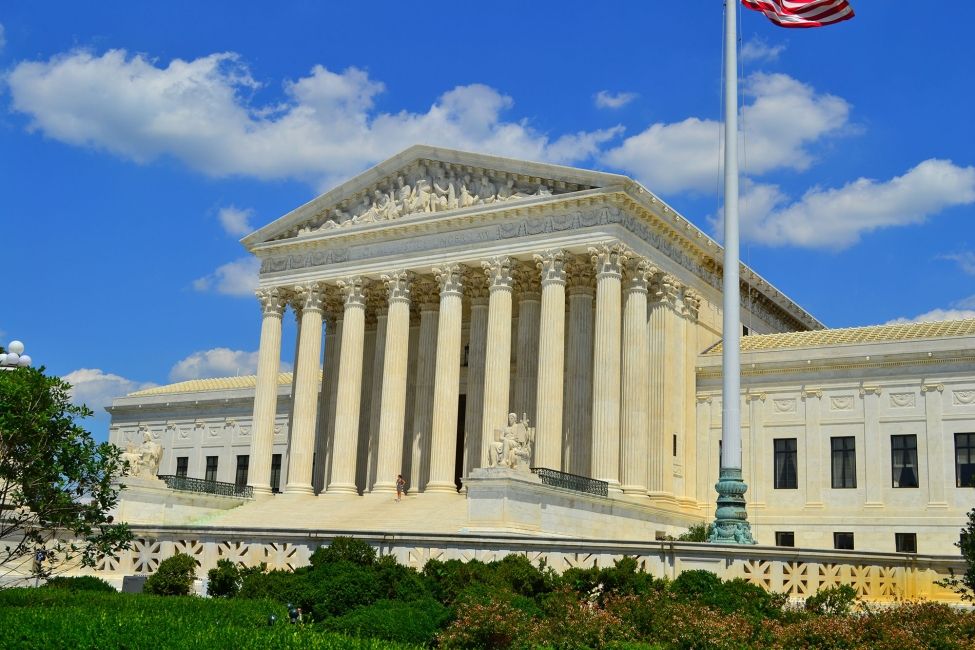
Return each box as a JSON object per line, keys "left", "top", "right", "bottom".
{"left": 283, "top": 484, "right": 315, "bottom": 496}
{"left": 371, "top": 482, "right": 396, "bottom": 493}
{"left": 325, "top": 483, "right": 359, "bottom": 495}
{"left": 424, "top": 481, "right": 460, "bottom": 494}
{"left": 621, "top": 484, "right": 648, "bottom": 495}
{"left": 707, "top": 468, "right": 756, "bottom": 545}
{"left": 249, "top": 484, "right": 274, "bottom": 498}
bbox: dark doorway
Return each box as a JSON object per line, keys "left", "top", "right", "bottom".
{"left": 454, "top": 395, "right": 467, "bottom": 491}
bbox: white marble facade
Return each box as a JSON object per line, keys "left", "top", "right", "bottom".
{"left": 106, "top": 146, "right": 975, "bottom": 554}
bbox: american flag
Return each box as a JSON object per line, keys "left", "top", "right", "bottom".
{"left": 742, "top": 0, "right": 854, "bottom": 28}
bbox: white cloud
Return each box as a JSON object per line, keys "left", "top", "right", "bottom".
{"left": 735, "top": 159, "right": 975, "bottom": 249}
{"left": 954, "top": 295, "right": 975, "bottom": 310}
{"left": 7, "top": 49, "right": 621, "bottom": 188}
{"left": 63, "top": 368, "right": 156, "bottom": 410}
{"left": 941, "top": 251, "right": 975, "bottom": 276}
{"left": 169, "top": 348, "right": 259, "bottom": 381}
{"left": 594, "top": 90, "right": 637, "bottom": 109}
{"left": 884, "top": 308, "right": 975, "bottom": 325}
{"left": 740, "top": 37, "right": 785, "bottom": 63}
{"left": 602, "top": 73, "right": 850, "bottom": 194}
{"left": 193, "top": 256, "right": 260, "bottom": 296}
{"left": 217, "top": 206, "right": 254, "bottom": 237}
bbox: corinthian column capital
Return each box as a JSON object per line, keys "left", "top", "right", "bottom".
{"left": 256, "top": 287, "right": 286, "bottom": 318}
{"left": 589, "top": 242, "right": 630, "bottom": 279}
{"left": 337, "top": 276, "right": 368, "bottom": 309}
{"left": 433, "top": 263, "right": 464, "bottom": 296}
{"left": 381, "top": 270, "right": 413, "bottom": 305}
{"left": 624, "top": 258, "right": 657, "bottom": 294}
{"left": 293, "top": 283, "right": 327, "bottom": 313}
{"left": 482, "top": 256, "right": 514, "bottom": 292}
{"left": 654, "top": 273, "right": 682, "bottom": 308}
{"left": 534, "top": 249, "right": 567, "bottom": 286}
{"left": 682, "top": 288, "right": 703, "bottom": 320}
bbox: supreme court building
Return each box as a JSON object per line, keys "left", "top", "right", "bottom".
{"left": 108, "top": 146, "right": 975, "bottom": 555}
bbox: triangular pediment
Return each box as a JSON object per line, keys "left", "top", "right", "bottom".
{"left": 243, "top": 145, "right": 628, "bottom": 247}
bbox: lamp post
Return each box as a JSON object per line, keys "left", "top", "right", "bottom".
{"left": 0, "top": 340, "right": 32, "bottom": 370}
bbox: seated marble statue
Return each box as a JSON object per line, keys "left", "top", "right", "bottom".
{"left": 489, "top": 413, "right": 535, "bottom": 471}
{"left": 121, "top": 431, "right": 163, "bottom": 479}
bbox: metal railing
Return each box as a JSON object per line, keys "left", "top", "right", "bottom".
{"left": 157, "top": 475, "right": 253, "bottom": 499}
{"left": 530, "top": 467, "right": 609, "bottom": 497}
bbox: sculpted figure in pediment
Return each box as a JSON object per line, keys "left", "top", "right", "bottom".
{"left": 460, "top": 174, "right": 477, "bottom": 208}
{"left": 476, "top": 175, "right": 497, "bottom": 204}
{"left": 433, "top": 171, "right": 458, "bottom": 211}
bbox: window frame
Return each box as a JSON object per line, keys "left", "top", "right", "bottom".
{"left": 895, "top": 532, "right": 917, "bottom": 553}
{"left": 956, "top": 432, "right": 975, "bottom": 488}
{"left": 831, "top": 436, "right": 857, "bottom": 489}
{"left": 175, "top": 456, "right": 189, "bottom": 478}
{"left": 204, "top": 456, "right": 219, "bottom": 483}
{"left": 891, "top": 434, "right": 919, "bottom": 488}
{"left": 774, "top": 531, "right": 795, "bottom": 548}
{"left": 235, "top": 455, "right": 249, "bottom": 488}
{"left": 833, "top": 532, "right": 854, "bottom": 550}
{"left": 773, "top": 438, "right": 798, "bottom": 490}
{"left": 270, "top": 454, "right": 282, "bottom": 493}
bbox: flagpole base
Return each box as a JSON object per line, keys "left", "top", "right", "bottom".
{"left": 708, "top": 468, "right": 757, "bottom": 545}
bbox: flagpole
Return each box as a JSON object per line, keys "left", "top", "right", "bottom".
{"left": 710, "top": 0, "right": 756, "bottom": 545}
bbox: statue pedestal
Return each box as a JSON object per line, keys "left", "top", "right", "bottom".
{"left": 112, "top": 477, "right": 247, "bottom": 526}
{"left": 464, "top": 468, "right": 696, "bottom": 540}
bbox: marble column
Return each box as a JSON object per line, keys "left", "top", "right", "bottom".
{"left": 862, "top": 386, "right": 883, "bottom": 508}
{"left": 426, "top": 264, "right": 464, "bottom": 492}
{"left": 563, "top": 260, "right": 595, "bottom": 476}
{"left": 480, "top": 257, "right": 514, "bottom": 466}
{"left": 285, "top": 284, "right": 326, "bottom": 495}
{"left": 410, "top": 282, "right": 439, "bottom": 491}
{"left": 247, "top": 288, "right": 286, "bottom": 495}
{"left": 313, "top": 312, "right": 340, "bottom": 493}
{"left": 647, "top": 274, "right": 673, "bottom": 500}
{"left": 590, "top": 243, "right": 628, "bottom": 492}
{"left": 514, "top": 266, "right": 541, "bottom": 424}
{"left": 533, "top": 249, "right": 566, "bottom": 470}
{"left": 463, "top": 271, "right": 489, "bottom": 479}
{"left": 620, "top": 259, "right": 652, "bottom": 495}
{"left": 365, "top": 304, "right": 388, "bottom": 491}
{"left": 374, "top": 271, "right": 413, "bottom": 493}
{"left": 327, "top": 277, "right": 368, "bottom": 495}
{"left": 680, "top": 290, "right": 702, "bottom": 503}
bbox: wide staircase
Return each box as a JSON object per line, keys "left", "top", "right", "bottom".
{"left": 202, "top": 490, "right": 468, "bottom": 534}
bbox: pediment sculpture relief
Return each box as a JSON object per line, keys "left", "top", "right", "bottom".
{"left": 286, "top": 162, "right": 589, "bottom": 240}
{"left": 489, "top": 412, "right": 535, "bottom": 472}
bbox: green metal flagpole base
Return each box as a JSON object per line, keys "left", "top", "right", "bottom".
{"left": 708, "top": 467, "right": 757, "bottom": 545}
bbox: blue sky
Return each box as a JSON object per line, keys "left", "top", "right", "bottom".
{"left": 1, "top": 1, "right": 973, "bottom": 441}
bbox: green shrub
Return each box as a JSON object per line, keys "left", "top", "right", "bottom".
{"left": 438, "top": 598, "right": 534, "bottom": 649}
{"left": 805, "top": 584, "right": 858, "bottom": 616}
{"left": 677, "top": 523, "right": 713, "bottom": 542}
{"left": 309, "top": 537, "right": 376, "bottom": 567}
{"left": 306, "top": 561, "right": 383, "bottom": 620}
{"left": 669, "top": 569, "right": 722, "bottom": 602}
{"left": 490, "top": 554, "right": 550, "bottom": 599}
{"left": 144, "top": 553, "right": 198, "bottom": 596}
{"left": 323, "top": 597, "right": 450, "bottom": 646}
{"left": 208, "top": 559, "right": 243, "bottom": 598}
{"left": 535, "top": 587, "right": 631, "bottom": 649}
{"left": 423, "top": 558, "right": 496, "bottom": 605}
{"left": 597, "top": 556, "right": 662, "bottom": 599}
{"left": 238, "top": 567, "right": 303, "bottom": 604}
{"left": 42, "top": 576, "right": 117, "bottom": 592}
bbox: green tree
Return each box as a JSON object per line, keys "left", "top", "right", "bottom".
{"left": 0, "top": 363, "right": 132, "bottom": 586}
{"left": 957, "top": 506, "right": 975, "bottom": 600}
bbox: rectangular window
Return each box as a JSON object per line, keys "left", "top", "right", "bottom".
{"left": 673, "top": 434, "right": 677, "bottom": 457}
{"left": 833, "top": 532, "right": 854, "bottom": 550}
{"left": 175, "top": 457, "right": 188, "bottom": 478}
{"left": 775, "top": 531, "right": 795, "bottom": 547}
{"left": 270, "top": 454, "right": 282, "bottom": 493}
{"left": 773, "top": 438, "right": 798, "bottom": 489}
{"left": 895, "top": 533, "right": 917, "bottom": 553}
{"left": 831, "top": 436, "right": 856, "bottom": 489}
{"left": 235, "top": 455, "right": 249, "bottom": 488}
{"left": 956, "top": 433, "right": 975, "bottom": 488}
{"left": 205, "top": 456, "right": 218, "bottom": 483}
{"left": 891, "top": 435, "right": 919, "bottom": 488}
